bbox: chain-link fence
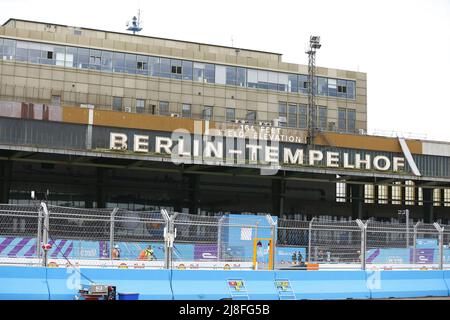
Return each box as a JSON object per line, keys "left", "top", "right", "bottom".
{"left": 0, "top": 202, "right": 448, "bottom": 270}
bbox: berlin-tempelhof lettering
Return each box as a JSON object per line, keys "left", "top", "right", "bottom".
{"left": 109, "top": 121, "right": 405, "bottom": 175}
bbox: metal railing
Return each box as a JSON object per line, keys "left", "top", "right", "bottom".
{"left": 0, "top": 203, "right": 448, "bottom": 270}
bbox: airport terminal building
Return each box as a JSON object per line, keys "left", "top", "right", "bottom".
{"left": 0, "top": 18, "right": 450, "bottom": 223}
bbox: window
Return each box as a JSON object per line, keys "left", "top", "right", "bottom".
{"left": 112, "top": 97, "right": 122, "bottom": 111}
{"left": 347, "top": 109, "right": 356, "bottom": 132}
{"left": 203, "top": 106, "right": 213, "bottom": 120}
{"left": 226, "top": 66, "right": 237, "bottom": 86}
{"left": 328, "top": 78, "right": 337, "bottom": 97}
{"left": 391, "top": 182, "right": 402, "bottom": 205}
{"left": 257, "top": 70, "right": 268, "bottom": 89}
{"left": 278, "top": 102, "right": 287, "bottom": 127}
{"left": 378, "top": 185, "right": 388, "bottom": 204}
{"left": 347, "top": 81, "right": 356, "bottom": 99}
{"left": 28, "top": 42, "right": 41, "bottom": 64}
{"left": 15, "top": 41, "right": 28, "bottom": 62}
{"left": 170, "top": 59, "right": 182, "bottom": 79}
{"left": 246, "top": 110, "right": 257, "bottom": 123}
{"left": 136, "top": 99, "right": 145, "bottom": 113}
{"left": 125, "top": 54, "right": 137, "bottom": 74}
{"left": 77, "top": 48, "right": 89, "bottom": 68}
{"left": 433, "top": 189, "right": 441, "bottom": 206}
{"left": 298, "top": 75, "right": 308, "bottom": 94}
{"left": 336, "top": 182, "right": 346, "bottom": 202}
{"left": 182, "top": 104, "right": 191, "bottom": 118}
{"left": 226, "top": 108, "right": 235, "bottom": 122}
{"left": 337, "top": 79, "right": 347, "bottom": 98}
{"left": 112, "top": 52, "right": 125, "bottom": 73}
{"left": 204, "top": 63, "right": 215, "bottom": 83}
{"left": 317, "top": 106, "right": 327, "bottom": 130}
{"left": 159, "top": 101, "right": 169, "bottom": 115}
{"left": 65, "top": 47, "right": 77, "bottom": 67}
{"left": 51, "top": 95, "right": 61, "bottom": 106}
{"left": 444, "top": 189, "right": 450, "bottom": 207}
{"left": 149, "top": 57, "right": 160, "bottom": 77}
{"left": 365, "top": 184, "right": 375, "bottom": 203}
{"left": 215, "top": 65, "right": 226, "bottom": 85}
{"left": 338, "top": 108, "right": 346, "bottom": 131}
{"left": 288, "top": 74, "right": 298, "bottom": 93}
{"left": 1, "top": 39, "right": 15, "bottom": 60}
{"left": 299, "top": 104, "right": 308, "bottom": 129}
{"left": 89, "top": 49, "right": 102, "bottom": 70}
{"left": 317, "top": 77, "right": 328, "bottom": 96}
{"left": 288, "top": 103, "right": 297, "bottom": 128}
{"left": 193, "top": 62, "right": 205, "bottom": 82}
{"left": 247, "top": 69, "right": 258, "bottom": 88}
{"left": 101, "top": 51, "right": 113, "bottom": 72}
{"left": 182, "top": 60, "right": 193, "bottom": 80}
{"left": 136, "top": 55, "right": 148, "bottom": 75}
{"left": 237, "top": 67, "right": 246, "bottom": 87}
{"left": 405, "top": 181, "right": 415, "bottom": 206}
{"left": 159, "top": 58, "right": 171, "bottom": 78}
{"left": 268, "top": 72, "right": 278, "bottom": 91}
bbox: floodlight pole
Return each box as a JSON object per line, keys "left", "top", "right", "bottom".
{"left": 306, "top": 36, "right": 321, "bottom": 146}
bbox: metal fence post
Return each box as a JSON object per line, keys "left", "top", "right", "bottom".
{"left": 40, "top": 202, "right": 50, "bottom": 267}
{"left": 109, "top": 208, "right": 118, "bottom": 260}
{"left": 36, "top": 205, "right": 42, "bottom": 263}
{"left": 162, "top": 209, "right": 176, "bottom": 269}
{"left": 308, "top": 217, "right": 315, "bottom": 263}
{"left": 266, "top": 215, "right": 277, "bottom": 270}
{"left": 433, "top": 222, "right": 444, "bottom": 270}
{"left": 413, "top": 221, "right": 420, "bottom": 265}
{"left": 356, "top": 219, "right": 367, "bottom": 270}
{"left": 217, "top": 216, "right": 226, "bottom": 262}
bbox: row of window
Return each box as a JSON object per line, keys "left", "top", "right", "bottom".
{"left": 0, "top": 38, "right": 356, "bottom": 99}
{"left": 336, "top": 182, "right": 450, "bottom": 207}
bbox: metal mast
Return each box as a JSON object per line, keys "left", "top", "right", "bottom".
{"left": 306, "top": 36, "right": 321, "bottom": 145}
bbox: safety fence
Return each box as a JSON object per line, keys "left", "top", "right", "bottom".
{"left": 0, "top": 203, "right": 449, "bottom": 270}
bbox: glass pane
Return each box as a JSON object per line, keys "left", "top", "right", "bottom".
{"left": 288, "top": 74, "right": 298, "bottom": 93}
{"left": 113, "top": 97, "right": 122, "bottom": 111}
{"left": 278, "top": 102, "right": 287, "bottom": 116}
{"left": 347, "top": 80, "right": 355, "bottom": 99}
{"left": 203, "top": 106, "right": 213, "bottom": 120}
{"left": 226, "top": 66, "right": 237, "bottom": 85}
{"left": 268, "top": 72, "right": 278, "bottom": 91}
{"left": 298, "top": 75, "right": 308, "bottom": 94}
{"left": 318, "top": 106, "right": 327, "bottom": 129}
{"left": 278, "top": 73, "right": 288, "bottom": 92}
{"left": 159, "top": 58, "right": 171, "bottom": 78}
{"left": 182, "top": 60, "right": 193, "bottom": 80}
{"left": 149, "top": 56, "right": 160, "bottom": 77}
{"left": 182, "top": 103, "right": 191, "bottom": 118}
{"left": 215, "top": 65, "right": 226, "bottom": 85}
{"left": 170, "top": 59, "right": 182, "bottom": 79}
{"left": 89, "top": 49, "right": 102, "bottom": 70}
{"left": 136, "top": 55, "right": 148, "bottom": 75}
{"left": 318, "top": 77, "right": 328, "bottom": 96}
{"left": 247, "top": 69, "right": 258, "bottom": 88}
{"left": 338, "top": 108, "right": 346, "bottom": 131}
{"left": 257, "top": 70, "right": 268, "bottom": 89}
{"left": 193, "top": 62, "right": 204, "bottom": 82}
{"left": 299, "top": 104, "right": 307, "bottom": 128}
{"left": 347, "top": 109, "right": 356, "bottom": 132}
{"left": 15, "top": 41, "right": 28, "bottom": 62}
{"left": 27, "top": 42, "right": 41, "bottom": 64}
{"left": 159, "top": 101, "right": 169, "bottom": 115}
{"left": 125, "top": 54, "right": 137, "bottom": 74}
{"left": 2, "top": 39, "right": 16, "bottom": 60}
{"left": 204, "top": 63, "right": 215, "bottom": 83}
{"left": 237, "top": 67, "right": 246, "bottom": 87}
{"left": 337, "top": 79, "right": 347, "bottom": 98}
{"left": 65, "top": 47, "right": 77, "bottom": 67}
{"left": 78, "top": 48, "right": 90, "bottom": 69}
{"left": 288, "top": 103, "right": 297, "bottom": 128}
{"left": 226, "top": 108, "right": 235, "bottom": 121}
{"left": 101, "top": 51, "right": 113, "bottom": 72}
{"left": 328, "top": 78, "right": 337, "bottom": 97}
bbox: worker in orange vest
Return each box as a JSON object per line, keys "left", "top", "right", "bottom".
{"left": 138, "top": 245, "right": 155, "bottom": 261}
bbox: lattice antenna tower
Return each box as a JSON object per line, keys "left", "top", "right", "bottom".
{"left": 305, "top": 36, "right": 321, "bottom": 145}
{"left": 126, "top": 9, "right": 143, "bottom": 35}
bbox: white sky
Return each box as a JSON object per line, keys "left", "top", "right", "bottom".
{"left": 1, "top": 0, "right": 450, "bottom": 141}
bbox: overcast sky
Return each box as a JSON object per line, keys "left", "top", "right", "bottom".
{"left": 1, "top": 0, "right": 450, "bottom": 141}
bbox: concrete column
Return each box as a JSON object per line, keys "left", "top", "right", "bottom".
{"left": 423, "top": 188, "right": 434, "bottom": 223}
{"left": 96, "top": 167, "right": 106, "bottom": 208}
{"left": 186, "top": 174, "right": 200, "bottom": 215}
{"left": 0, "top": 161, "right": 12, "bottom": 204}
{"left": 351, "top": 184, "right": 364, "bottom": 220}
{"left": 271, "top": 179, "right": 285, "bottom": 217}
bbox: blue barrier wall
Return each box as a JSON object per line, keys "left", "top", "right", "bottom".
{"left": 370, "top": 270, "right": 449, "bottom": 299}
{"left": 0, "top": 267, "right": 172, "bottom": 300}
{"left": 171, "top": 270, "right": 278, "bottom": 300}
{"left": 1, "top": 266, "right": 450, "bottom": 300}
{"left": 275, "top": 270, "right": 371, "bottom": 300}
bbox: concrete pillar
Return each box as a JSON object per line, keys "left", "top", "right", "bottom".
{"left": 96, "top": 167, "right": 106, "bottom": 208}
{"left": 423, "top": 188, "right": 434, "bottom": 223}
{"left": 271, "top": 179, "right": 285, "bottom": 217}
{"left": 350, "top": 184, "right": 364, "bottom": 220}
{"left": 0, "top": 161, "right": 12, "bottom": 204}
{"left": 186, "top": 174, "right": 200, "bottom": 215}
